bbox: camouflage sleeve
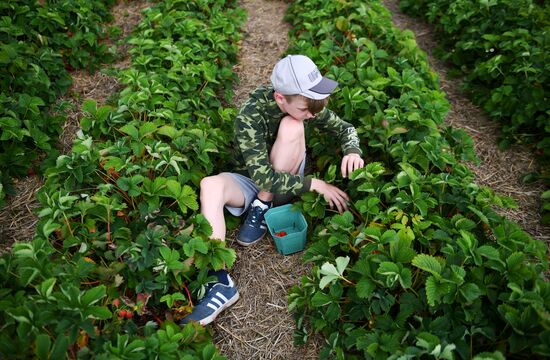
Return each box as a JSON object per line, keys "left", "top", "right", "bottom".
{"left": 234, "top": 109, "right": 312, "bottom": 195}
{"left": 310, "top": 108, "right": 362, "bottom": 155}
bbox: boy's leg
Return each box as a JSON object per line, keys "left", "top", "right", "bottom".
{"left": 270, "top": 115, "right": 306, "bottom": 175}
{"left": 182, "top": 116, "right": 306, "bottom": 325}
{"left": 180, "top": 174, "right": 248, "bottom": 326}
{"left": 238, "top": 115, "right": 305, "bottom": 245}
{"left": 199, "top": 173, "right": 247, "bottom": 241}
{"left": 257, "top": 115, "right": 306, "bottom": 202}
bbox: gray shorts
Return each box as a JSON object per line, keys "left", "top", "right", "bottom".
{"left": 224, "top": 158, "right": 306, "bottom": 216}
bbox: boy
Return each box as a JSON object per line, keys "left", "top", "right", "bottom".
{"left": 180, "top": 55, "right": 364, "bottom": 326}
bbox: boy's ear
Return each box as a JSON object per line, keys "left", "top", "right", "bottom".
{"left": 273, "top": 91, "right": 285, "bottom": 105}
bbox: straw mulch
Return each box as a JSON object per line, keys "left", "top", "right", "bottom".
{"left": 382, "top": 0, "right": 550, "bottom": 246}
{"left": 0, "top": 0, "right": 151, "bottom": 254}
{"left": 0, "top": 175, "right": 42, "bottom": 253}
{"left": 212, "top": 1, "right": 322, "bottom": 358}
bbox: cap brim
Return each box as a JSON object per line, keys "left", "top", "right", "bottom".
{"left": 306, "top": 77, "right": 338, "bottom": 99}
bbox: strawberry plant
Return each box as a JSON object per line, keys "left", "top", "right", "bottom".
{"left": 285, "top": 0, "right": 550, "bottom": 358}
{"left": 0, "top": 0, "right": 245, "bottom": 358}
{"left": 399, "top": 0, "right": 549, "bottom": 163}
{"left": 0, "top": 0, "right": 116, "bottom": 203}
{"left": 399, "top": 0, "right": 550, "bottom": 226}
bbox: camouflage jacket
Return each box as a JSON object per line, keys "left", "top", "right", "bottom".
{"left": 233, "top": 85, "right": 362, "bottom": 195}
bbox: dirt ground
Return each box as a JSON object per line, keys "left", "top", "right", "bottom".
{"left": 212, "top": 1, "right": 322, "bottom": 358}
{"left": 0, "top": 0, "right": 548, "bottom": 359}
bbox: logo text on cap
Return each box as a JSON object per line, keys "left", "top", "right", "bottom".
{"left": 308, "top": 69, "right": 320, "bottom": 82}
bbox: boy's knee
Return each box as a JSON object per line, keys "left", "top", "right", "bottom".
{"left": 200, "top": 176, "right": 224, "bottom": 198}
{"left": 277, "top": 116, "right": 305, "bottom": 141}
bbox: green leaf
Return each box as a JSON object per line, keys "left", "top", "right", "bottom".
{"left": 202, "top": 343, "right": 217, "bottom": 360}
{"left": 319, "top": 261, "right": 341, "bottom": 290}
{"left": 157, "top": 125, "right": 180, "bottom": 139}
{"left": 416, "top": 331, "right": 439, "bottom": 351}
{"left": 389, "top": 236, "right": 416, "bottom": 263}
{"left": 330, "top": 211, "right": 354, "bottom": 231}
{"left": 82, "top": 99, "right": 98, "bottom": 114}
{"left": 165, "top": 179, "right": 181, "bottom": 197}
{"left": 460, "top": 283, "right": 482, "bottom": 303}
{"left": 85, "top": 306, "right": 112, "bottom": 320}
{"left": 311, "top": 291, "right": 332, "bottom": 307}
{"left": 42, "top": 219, "right": 61, "bottom": 238}
{"left": 412, "top": 254, "right": 442, "bottom": 277}
{"left": 35, "top": 334, "right": 51, "bottom": 360}
{"left": 160, "top": 293, "right": 185, "bottom": 308}
{"left": 37, "top": 278, "right": 56, "bottom": 298}
{"left": 120, "top": 124, "right": 139, "bottom": 140}
{"left": 399, "top": 268, "right": 412, "bottom": 289}
{"left": 477, "top": 245, "right": 502, "bottom": 262}
{"left": 319, "top": 258, "right": 349, "bottom": 290}
{"left": 81, "top": 285, "right": 106, "bottom": 307}
{"left": 377, "top": 261, "right": 400, "bottom": 275}
{"left": 50, "top": 335, "right": 69, "bottom": 360}
{"left": 473, "top": 351, "right": 506, "bottom": 360}
{"left": 355, "top": 278, "right": 376, "bottom": 298}
{"left": 139, "top": 122, "right": 157, "bottom": 139}
{"left": 177, "top": 185, "right": 199, "bottom": 213}
{"left": 506, "top": 252, "right": 524, "bottom": 271}
{"left": 19, "top": 94, "right": 45, "bottom": 114}
{"left": 210, "top": 245, "right": 237, "bottom": 270}
{"left": 160, "top": 246, "right": 177, "bottom": 262}
{"left": 467, "top": 205, "right": 489, "bottom": 224}
{"left": 0, "top": 116, "right": 20, "bottom": 127}
{"left": 425, "top": 276, "right": 439, "bottom": 307}
{"left": 190, "top": 238, "right": 209, "bottom": 254}
{"left": 319, "top": 275, "right": 338, "bottom": 290}
{"left": 335, "top": 16, "right": 349, "bottom": 32}
{"left": 454, "top": 217, "right": 476, "bottom": 231}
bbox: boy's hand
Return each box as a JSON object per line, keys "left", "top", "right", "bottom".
{"left": 341, "top": 153, "right": 365, "bottom": 178}
{"left": 310, "top": 179, "right": 349, "bottom": 213}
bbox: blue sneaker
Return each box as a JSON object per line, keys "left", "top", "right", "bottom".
{"left": 237, "top": 198, "right": 271, "bottom": 246}
{"left": 180, "top": 272, "right": 239, "bottom": 326}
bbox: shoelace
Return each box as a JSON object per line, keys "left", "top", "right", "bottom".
{"left": 247, "top": 205, "right": 265, "bottom": 225}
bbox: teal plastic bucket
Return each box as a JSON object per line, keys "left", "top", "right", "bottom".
{"left": 264, "top": 204, "right": 307, "bottom": 255}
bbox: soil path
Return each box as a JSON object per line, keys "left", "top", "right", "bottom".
{"left": 212, "top": 1, "right": 321, "bottom": 359}
{"left": 382, "top": 0, "right": 550, "bottom": 244}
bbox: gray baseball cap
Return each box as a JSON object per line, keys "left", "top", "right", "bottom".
{"left": 271, "top": 55, "right": 338, "bottom": 100}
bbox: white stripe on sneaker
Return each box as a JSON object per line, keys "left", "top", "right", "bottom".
{"left": 211, "top": 297, "right": 223, "bottom": 307}
{"left": 207, "top": 303, "right": 218, "bottom": 311}
{"left": 216, "top": 292, "right": 228, "bottom": 302}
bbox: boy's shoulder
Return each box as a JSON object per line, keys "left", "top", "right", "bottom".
{"left": 246, "top": 85, "right": 273, "bottom": 103}
{"left": 239, "top": 85, "right": 277, "bottom": 116}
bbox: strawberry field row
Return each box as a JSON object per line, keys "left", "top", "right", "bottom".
{"left": 398, "top": 0, "right": 550, "bottom": 224}
{"left": 0, "top": 0, "right": 244, "bottom": 358}
{"left": 0, "top": 0, "right": 117, "bottom": 205}
{"left": 399, "top": 0, "right": 549, "bottom": 157}
{"left": 284, "top": 1, "right": 549, "bottom": 358}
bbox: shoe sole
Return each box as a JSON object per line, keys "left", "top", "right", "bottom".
{"left": 236, "top": 233, "right": 265, "bottom": 247}
{"left": 199, "top": 291, "right": 240, "bottom": 326}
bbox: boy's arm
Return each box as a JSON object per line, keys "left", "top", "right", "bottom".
{"left": 310, "top": 108, "right": 364, "bottom": 177}
{"left": 234, "top": 113, "right": 312, "bottom": 195}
